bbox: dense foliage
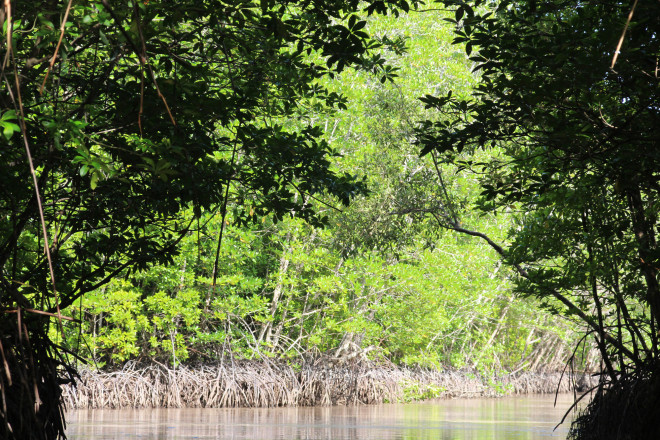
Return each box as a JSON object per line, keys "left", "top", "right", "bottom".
{"left": 0, "top": 1, "right": 419, "bottom": 438}
{"left": 417, "top": 1, "right": 660, "bottom": 437}
{"left": 2, "top": 0, "right": 630, "bottom": 438}
{"left": 56, "top": 9, "right": 579, "bottom": 375}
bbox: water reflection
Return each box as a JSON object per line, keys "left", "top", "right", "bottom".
{"left": 66, "top": 394, "right": 576, "bottom": 439}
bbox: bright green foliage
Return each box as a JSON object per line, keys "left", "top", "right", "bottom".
{"left": 0, "top": 110, "right": 20, "bottom": 140}
{"left": 399, "top": 381, "right": 445, "bottom": 402}
{"left": 70, "top": 281, "right": 147, "bottom": 364}
{"left": 60, "top": 214, "right": 274, "bottom": 366}
{"left": 145, "top": 289, "right": 202, "bottom": 366}
{"left": 59, "top": 7, "right": 579, "bottom": 377}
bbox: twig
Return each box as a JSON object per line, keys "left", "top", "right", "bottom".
{"left": 4, "top": 0, "right": 63, "bottom": 329}
{"left": 100, "top": 0, "right": 176, "bottom": 131}
{"left": 135, "top": 3, "right": 176, "bottom": 127}
{"left": 211, "top": 38, "right": 241, "bottom": 287}
{"left": 1, "top": 308, "right": 76, "bottom": 321}
{"left": 40, "top": 0, "right": 74, "bottom": 95}
{"left": 611, "top": 0, "right": 638, "bottom": 70}
{"left": 1, "top": 0, "right": 12, "bottom": 72}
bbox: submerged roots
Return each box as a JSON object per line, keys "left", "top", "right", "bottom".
{"left": 569, "top": 363, "right": 660, "bottom": 440}
{"left": 0, "top": 315, "right": 77, "bottom": 440}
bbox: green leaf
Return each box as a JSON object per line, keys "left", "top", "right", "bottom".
{"left": 1, "top": 109, "right": 17, "bottom": 121}
{"left": 90, "top": 171, "right": 99, "bottom": 189}
{"left": 1, "top": 122, "right": 19, "bottom": 140}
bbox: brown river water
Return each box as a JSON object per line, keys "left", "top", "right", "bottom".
{"left": 65, "top": 394, "right": 579, "bottom": 439}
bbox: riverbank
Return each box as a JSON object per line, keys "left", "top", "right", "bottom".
{"left": 61, "top": 360, "right": 596, "bottom": 409}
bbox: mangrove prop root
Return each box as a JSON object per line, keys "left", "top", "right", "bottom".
{"left": 0, "top": 314, "right": 77, "bottom": 440}
{"left": 61, "top": 360, "right": 593, "bottom": 410}
{"left": 568, "top": 361, "right": 660, "bottom": 440}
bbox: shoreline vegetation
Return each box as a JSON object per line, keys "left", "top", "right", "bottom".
{"left": 62, "top": 359, "right": 596, "bottom": 410}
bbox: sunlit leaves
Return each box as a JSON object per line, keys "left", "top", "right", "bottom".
{"left": 0, "top": 110, "right": 20, "bottom": 140}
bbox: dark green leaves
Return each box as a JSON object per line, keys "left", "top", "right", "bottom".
{"left": 418, "top": 0, "right": 660, "bottom": 377}
{"left": 419, "top": 91, "right": 453, "bottom": 109}
{"left": 0, "top": 0, "right": 407, "bottom": 316}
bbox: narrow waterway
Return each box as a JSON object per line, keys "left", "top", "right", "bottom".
{"left": 66, "top": 394, "right": 578, "bottom": 439}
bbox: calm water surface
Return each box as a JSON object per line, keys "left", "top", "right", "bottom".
{"left": 66, "top": 394, "right": 578, "bottom": 440}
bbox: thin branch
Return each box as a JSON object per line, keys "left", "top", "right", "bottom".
{"left": 212, "top": 38, "right": 241, "bottom": 288}
{"left": 39, "top": 0, "right": 74, "bottom": 95}
{"left": 430, "top": 150, "right": 459, "bottom": 225}
{"left": 432, "top": 215, "right": 637, "bottom": 361}
{"left": 290, "top": 180, "right": 345, "bottom": 213}
{"left": 610, "top": 0, "right": 638, "bottom": 70}
{"left": 135, "top": 3, "right": 176, "bottom": 127}
{"left": 4, "top": 2, "right": 63, "bottom": 328}
{"left": 1, "top": 308, "right": 76, "bottom": 322}
{"left": 1, "top": 0, "right": 11, "bottom": 73}
{"left": 100, "top": 0, "right": 176, "bottom": 132}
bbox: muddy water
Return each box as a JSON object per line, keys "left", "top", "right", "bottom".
{"left": 65, "top": 394, "right": 578, "bottom": 439}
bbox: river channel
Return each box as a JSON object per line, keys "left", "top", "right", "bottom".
{"left": 65, "top": 394, "right": 579, "bottom": 439}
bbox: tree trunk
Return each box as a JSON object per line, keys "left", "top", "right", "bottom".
{"left": 257, "top": 235, "right": 291, "bottom": 347}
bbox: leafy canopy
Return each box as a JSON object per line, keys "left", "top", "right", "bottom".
{"left": 418, "top": 0, "right": 660, "bottom": 376}
{"left": 0, "top": 0, "right": 420, "bottom": 438}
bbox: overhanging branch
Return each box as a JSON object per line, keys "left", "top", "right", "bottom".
{"left": 434, "top": 214, "right": 637, "bottom": 363}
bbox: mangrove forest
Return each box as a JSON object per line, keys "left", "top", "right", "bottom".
{"left": 0, "top": 1, "right": 658, "bottom": 439}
